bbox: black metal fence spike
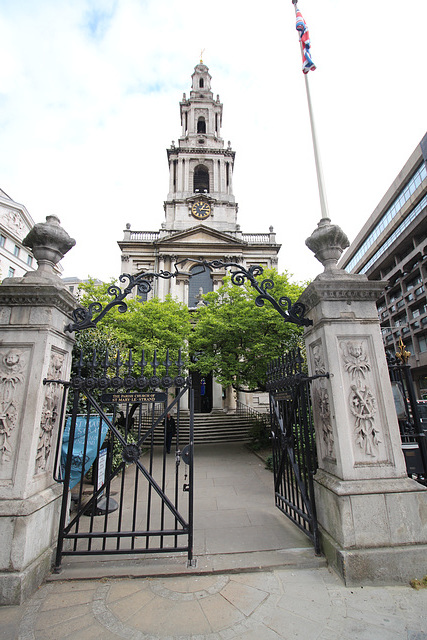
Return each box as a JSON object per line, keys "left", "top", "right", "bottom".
{"left": 140, "top": 350, "right": 147, "bottom": 374}
{"left": 152, "top": 350, "right": 159, "bottom": 375}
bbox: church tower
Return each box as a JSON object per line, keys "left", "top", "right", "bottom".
{"left": 119, "top": 62, "right": 280, "bottom": 306}
{"left": 165, "top": 62, "right": 237, "bottom": 233}
{"left": 118, "top": 61, "right": 281, "bottom": 412}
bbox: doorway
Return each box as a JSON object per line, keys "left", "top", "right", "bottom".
{"left": 192, "top": 371, "right": 213, "bottom": 413}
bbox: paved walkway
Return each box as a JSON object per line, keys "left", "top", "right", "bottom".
{"left": 51, "top": 443, "right": 320, "bottom": 580}
{"left": 2, "top": 444, "right": 427, "bottom": 639}
{"left": 3, "top": 567, "right": 427, "bottom": 639}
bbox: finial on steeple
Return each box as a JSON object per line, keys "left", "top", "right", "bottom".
{"left": 200, "top": 48, "right": 205, "bottom": 63}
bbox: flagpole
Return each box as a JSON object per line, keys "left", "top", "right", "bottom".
{"left": 292, "top": 0, "right": 330, "bottom": 221}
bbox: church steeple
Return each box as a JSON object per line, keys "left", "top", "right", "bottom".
{"left": 165, "top": 63, "right": 237, "bottom": 233}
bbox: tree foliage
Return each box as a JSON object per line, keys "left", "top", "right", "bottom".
{"left": 73, "top": 279, "right": 192, "bottom": 374}
{"left": 189, "top": 269, "right": 307, "bottom": 392}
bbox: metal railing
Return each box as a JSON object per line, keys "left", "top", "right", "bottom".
{"left": 236, "top": 401, "right": 269, "bottom": 427}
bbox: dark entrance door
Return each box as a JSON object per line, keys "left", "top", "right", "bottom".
{"left": 192, "top": 371, "right": 212, "bottom": 413}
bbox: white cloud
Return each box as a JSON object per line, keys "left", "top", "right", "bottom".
{"left": 0, "top": 0, "right": 426, "bottom": 283}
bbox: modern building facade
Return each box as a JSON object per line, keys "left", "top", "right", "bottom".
{"left": 338, "top": 133, "right": 427, "bottom": 399}
{"left": 118, "top": 62, "right": 281, "bottom": 411}
{"left": 0, "top": 188, "right": 36, "bottom": 281}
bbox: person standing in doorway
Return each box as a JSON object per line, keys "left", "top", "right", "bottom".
{"left": 165, "top": 413, "right": 176, "bottom": 454}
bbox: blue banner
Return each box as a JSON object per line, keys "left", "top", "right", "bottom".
{"left": 62, "top": 416, "right": 110, "bottom": 490}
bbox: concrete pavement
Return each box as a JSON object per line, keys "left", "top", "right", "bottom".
{"left": 2, "top": 443, "right": 427, "bottom": 639}
{"left": 3, "top": 566, "right": 427, "bottom": 639}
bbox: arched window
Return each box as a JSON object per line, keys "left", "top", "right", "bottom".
{"left": 188, "top": 265, "right": 213, "bottom": 307}
{"left": 199, "top": 78, "right": 204, "bottom": 88}
{"left": 194, "top": 165, "right": 209, "bottom": 193}
{"left": 197, "top": 117, "right": 206, "bottom": 134}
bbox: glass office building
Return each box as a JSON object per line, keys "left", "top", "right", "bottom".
{"left": 339, "top": 133, "right": 427, "bottom": 399}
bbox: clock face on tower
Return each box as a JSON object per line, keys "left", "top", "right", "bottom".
{"left": 191, "top": 201, "right": 211, "bottom": 220}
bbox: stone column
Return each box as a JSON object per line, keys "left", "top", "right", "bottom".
{"left": 158, "top": 254, "right": 166, "bottom": 300}
{"left": 177, "top": 159, "right": 183, "bottom": 195}
{"left": 0, "top": 216, "right": 76, "bottom": 604}
{"left": 299, "top": 218, "right": 427, "bottom": 585}
{"left": 212, "top": 379, "right": 223, "bottom": 411}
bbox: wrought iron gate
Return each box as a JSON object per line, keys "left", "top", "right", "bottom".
{"left": 387, "top": 344, "right": 427, "bottom": 485}
{"left": 49, "top": 349, "right": 194, "bottom": 570}
{"left": 267, "top": 349, "right": 321, "bottom": 554}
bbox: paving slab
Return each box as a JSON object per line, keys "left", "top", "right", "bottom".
{"left": 3, "top": 567, "right": 427, "bottom": 640}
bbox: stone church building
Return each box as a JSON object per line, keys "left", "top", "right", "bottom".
{"left": 118, "top": 62, "right": 280, "bottom": 412}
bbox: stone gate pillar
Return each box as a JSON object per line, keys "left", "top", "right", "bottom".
{"left": 0, "top": 216, "right": 76, "bottom": 604}
{"left": 299, "top": 218, "right": 427, "bottom": 585}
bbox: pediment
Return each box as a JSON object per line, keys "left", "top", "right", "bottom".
{"left": 158, "top": 225, "right": 244, "bottom": 246}
{"left": 0, "top": 204, "right": 32, "bottom": 241}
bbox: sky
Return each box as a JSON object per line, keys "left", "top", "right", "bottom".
{"left": 0, "top": 0, "right": 426, "bottom": 285}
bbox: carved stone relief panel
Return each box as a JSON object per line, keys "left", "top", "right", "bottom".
{"left": 34, "top": 349, "right": 66, "bottom": 475}
{"left": 309, "top": 341, "right": 335, "bottom": 462}
{"left": 339, "top": 338, "right": 386, "bottom": 462}
{"left": 1, "top": 209, "right": 26, "bottom": 239}
{"left": 0, "top": 347, "right": 29, "bottom": 480}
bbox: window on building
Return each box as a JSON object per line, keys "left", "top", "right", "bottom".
{"left": 419, "top": 334, "right": 427, "bottom": 353}
{"left": 415, "top": 286, "right": 425, "bottom": 296}
{"left": 404, "top": 339, "right": 414, "bottom": 353}
{"left": 199, "top": 78, "right": 204, "bottom": 88}
{"left": 27, "top": 255, "right": 33, "bottom": 267}
{"left": 188, "top": 265, "right": 213, "bottom": 307}
{"left": 345, "top": 162, "right": 427, "bottom": 272}
{"left": 0, "top": 234, "right": 5, "bottom": 248}
{"left": 13, "top": 245, "right": 20, "bottom": 257}
{"left": 406, "top": 275, "right": 422, "bottom": 291}
{"left": 394, "top": 315, "right": 407, "bottom": 327}
{"left": 8, "top": 267, "right": 15, "bottom": 278}
{"left": 197, "top": 117, "right": 206, "bottom": 133}
{"left": 193, "top": 165, "right": 209, "bottom": 192}
{"left": 389, "top": 288, "right": 402, "bottom": 303}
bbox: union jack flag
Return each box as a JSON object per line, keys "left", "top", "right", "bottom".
{"left": 296, "top": 9, "right": 316, "bottom": 74}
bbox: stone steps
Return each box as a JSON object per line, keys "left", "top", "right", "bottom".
{"left": 136, "top": 412, "right": 263, "bottom": 445}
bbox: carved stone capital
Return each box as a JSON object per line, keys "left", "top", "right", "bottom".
{"left": 0, "top": 283, "right": 77, "bottom": 318}
{"left": 300, "top": 273, "right": 387, "bottom": 313}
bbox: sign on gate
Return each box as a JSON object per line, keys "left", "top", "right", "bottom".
{"left": 100, "top": 392, "right": 167, "bottom": 403}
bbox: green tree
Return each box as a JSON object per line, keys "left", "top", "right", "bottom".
{"left": 75, "top": 279, "right": 192, "bottom": 373}
{"left": 189, "top": 269, "right": 307, "bottom": 392}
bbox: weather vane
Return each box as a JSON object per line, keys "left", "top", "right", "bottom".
{"left": 200, "top": 48, "right": 205, "bottom": 63}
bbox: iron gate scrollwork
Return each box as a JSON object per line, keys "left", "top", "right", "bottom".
{"left": 267, "top": 348, "right": 323, "bottom": 555}
{"left": 48, "top": 348, "right": 195, "bottom": 570}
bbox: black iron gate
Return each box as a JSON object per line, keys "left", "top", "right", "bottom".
{"left": 49, "top": 349, "right": 195, "bottom": 570}
{"left": 387, "top": 343, "right": 427, "bottom": 485}
{"left": 267, "top": 349, "right": 322, "bottom": 554}
{"left": 50, "top": 261, "right": 314, "bottom": 569}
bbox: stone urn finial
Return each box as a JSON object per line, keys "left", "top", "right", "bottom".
{"left": 305, "top": 217, "right": 350, "bottom": 272}
{"left": 23, "top": 215, "right": 76, "bottom": 278}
